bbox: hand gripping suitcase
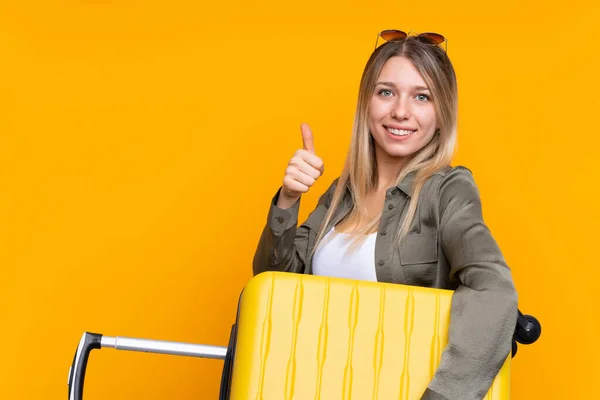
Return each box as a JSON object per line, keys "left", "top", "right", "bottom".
{"left": 69, "top": 271, "right": 540, "bottom": 399}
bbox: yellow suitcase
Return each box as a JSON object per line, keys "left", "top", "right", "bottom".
{"left": 227, "top": 271, "right": 511, "bottom": 400}
{"left": 69, "top": 271, "right": 541, "bottom": 399}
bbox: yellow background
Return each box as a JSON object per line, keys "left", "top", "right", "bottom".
{"left": 1, "top": 1, "right": 598, "bottom": 399}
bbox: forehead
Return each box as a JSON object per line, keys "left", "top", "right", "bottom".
{"left": 377, "top": 56, "right": 428, "bottom": 89}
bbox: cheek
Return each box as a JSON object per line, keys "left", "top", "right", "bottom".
{"left": 367, "top": 104, "right": 377, "bottom": 130}
{"left": 367, "top": 100, "right": 377, "bottom": 120}
{"left": 369, "top": 100, "right": 388, "bottom": 122}
{"left": 421, "top": 106, "right": 437, "bottom": 126}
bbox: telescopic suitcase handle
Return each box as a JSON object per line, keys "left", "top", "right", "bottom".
{"left": 67, "top": 332, "right": 229, "bottom": 400}
{"left": 67, "top": 332, "right": 102, "bottom": 400}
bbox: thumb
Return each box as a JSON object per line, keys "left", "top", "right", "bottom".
{"left": 300, "top": 123, "right": 315, "bottom": 154}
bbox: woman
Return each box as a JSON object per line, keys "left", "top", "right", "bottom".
{"left": 253, "top": 31, "right": 518, "bottom": 400}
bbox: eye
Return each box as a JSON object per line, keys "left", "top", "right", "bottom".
{"left": 377, "top": 88, "right": 393, "bottom": 97}
{"left": 416, "top": 94, "right": 430, "bottom": 102}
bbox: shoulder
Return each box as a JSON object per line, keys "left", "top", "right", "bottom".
{"left": 429, "top": 165, "right": 482, "bottom": 215}
{"left": 436, "top": 165, "right": 478, "bottom": 194}
{"left": 424, "top": 165, "right": 479, "bottom": 213}
{"left": 424, "top": 165, "right": 477, "bottom": 192}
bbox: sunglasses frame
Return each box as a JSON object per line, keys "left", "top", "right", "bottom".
{"left": 375, "top": 29, "right": 448, "bottom": 52}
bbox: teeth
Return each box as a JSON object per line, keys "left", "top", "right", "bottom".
{"left": 387, "top": 127, "right": 415, "bottom": 136}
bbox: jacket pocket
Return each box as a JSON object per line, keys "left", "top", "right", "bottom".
{"left": 395, "top": 233, "right": 439, "bottom": 287}
{"left": 399, "top": 233, "right": 438, "bottom": 265}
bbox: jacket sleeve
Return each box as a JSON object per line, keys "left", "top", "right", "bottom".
{"left": 252, "top": 181, "right": 337, "bottom": 276}
{"left": 423, "top": 167, "right": 519, "bottom": 400}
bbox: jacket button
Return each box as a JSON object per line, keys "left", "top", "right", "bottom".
{"left": 380, "top": 231, "right": 387, "bottom": 235}
{"left": 378, "top": 260, "right": 384, "bottom": 266}
{"left": 388, "top": 204, "right": 394, "bottom": 210}
{"left": 276, "top": 216, "right": 284, "bottom": 223}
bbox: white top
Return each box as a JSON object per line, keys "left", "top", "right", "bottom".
{"left": 312, "top": 227, "right": 378, "bottom": 282}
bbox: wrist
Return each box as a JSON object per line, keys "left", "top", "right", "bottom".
{"left": 277, "top": 190, "right": 300, "bottom": 209}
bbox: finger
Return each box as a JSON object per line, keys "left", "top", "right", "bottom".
{"left": 296, "top": 159, "right": 321, "bottom": 180}
{"left": 286, "top": 165, "right": 316, "bottom": 187}
{"left": 301, "top": 123, "right": 315, "bottom": 153}
{"left": 291, "top": 169, "right": 316, "bottom": 188}
{"left": 283, "top": 176, "right": 309, "bottom": 194}
{"left": 297, "top": 150, "right": 324, "bottom": 173}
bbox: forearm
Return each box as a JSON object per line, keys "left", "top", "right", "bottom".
{"left": 425, "top": 267, "right": 518, "bottom": 399}
{"left": 252, "top": 187, "right": 306, "bottom": 275}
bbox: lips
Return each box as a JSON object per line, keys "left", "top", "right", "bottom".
{"left": 385, "top": 125, "right": 417, "bottom": 131}
{"left": 385, "top": 126, "right": 417, "bottom": 136}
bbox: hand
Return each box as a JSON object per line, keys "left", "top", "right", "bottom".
{"left": 277, "top": 123, "right": 325, "bottom": 209}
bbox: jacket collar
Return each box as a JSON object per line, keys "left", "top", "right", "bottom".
{"left": 338, "top": 171, "right": 415, "bottom": 201}
{"left": 396, "top": 170, "right": 416, "bottom": 196}
{"left": 341, "top": 165, "right": 451, "bottom": 199}
{"left": 394, "top": 166, "right": 452, "bottom": 196}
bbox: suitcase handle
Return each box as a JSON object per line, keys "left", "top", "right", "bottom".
{"left": 219, "top": 324, "right": 237, "bottom": 400}
{"left": 67, "top": 332, "right": 228, "bottom": 400}
{"left": 67, "top": 332, "right": 102, "bottom": 400}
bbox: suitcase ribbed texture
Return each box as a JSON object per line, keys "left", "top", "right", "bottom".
{"left": 229, "top": 272, "right": 510, "bottom": 399}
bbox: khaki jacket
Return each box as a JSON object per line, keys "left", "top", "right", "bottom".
{"left": 253, "top": 165, "right": 519, "bottom": 400}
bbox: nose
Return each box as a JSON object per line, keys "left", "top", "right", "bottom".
{"left": 391, "top": 96, "right": 411, "bottom": 120}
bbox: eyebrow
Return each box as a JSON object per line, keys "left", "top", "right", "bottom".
{"left": 376, "top": 81, "right": 431, "bottom": 91}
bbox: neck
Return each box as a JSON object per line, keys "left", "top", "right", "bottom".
{"left": 374, "top": 147, "right": 408, "bottom": 191}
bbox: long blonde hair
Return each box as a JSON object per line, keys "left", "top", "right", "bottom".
{"left": 311, "top": 36, "right": 458, "bottom": 256}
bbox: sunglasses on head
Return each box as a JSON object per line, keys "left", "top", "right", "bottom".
{"left": 375, "top": 29, "right": 448, "bottom": 52}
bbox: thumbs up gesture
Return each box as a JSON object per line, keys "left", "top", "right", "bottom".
{"left": 277, "top": 123, "right": 325, "bottom": 209}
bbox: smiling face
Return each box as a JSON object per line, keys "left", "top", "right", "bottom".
{"left": 368, "top": 56, "right": 438, "bottom": 163}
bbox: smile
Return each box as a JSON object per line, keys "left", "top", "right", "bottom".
{"left": 386, "top": 126, "right": 416, "bottom": 136}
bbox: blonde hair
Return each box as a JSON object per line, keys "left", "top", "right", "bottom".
{"left": 311, "top": 36, "right": 458, "bottom": 257}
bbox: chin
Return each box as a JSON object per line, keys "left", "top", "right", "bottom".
{"left": 389, "top": 150, "right": 417, "bottom": 159}
{"left": 380, "top": 145, "right": 417, "bottom": 159}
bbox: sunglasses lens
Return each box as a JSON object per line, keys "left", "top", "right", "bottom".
{"left": 418, "top": 32, "right": 445, "bottom": 45}
{"left": 380, "top": 30, "right": 407, "bottom": 41}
